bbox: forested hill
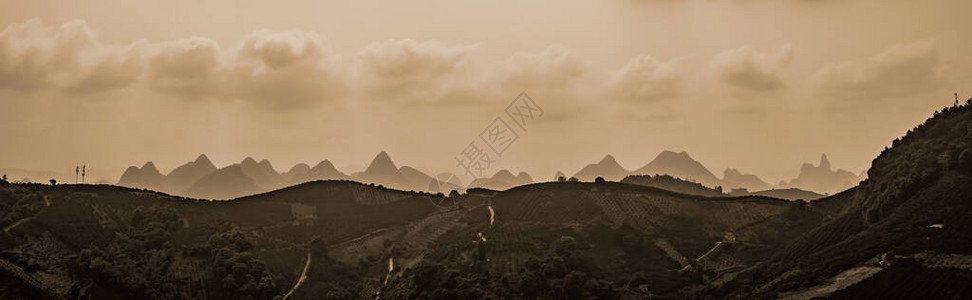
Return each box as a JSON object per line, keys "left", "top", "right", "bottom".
{"left": 708, "top": 100, "right": 972, "bottom": 298}
{"left": 0, "top": 180, "right": 437, "bottom": 299}
{"left": 0, "top": 176, "right": 828, "bottom": 299}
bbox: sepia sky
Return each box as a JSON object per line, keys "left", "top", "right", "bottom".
{"left": 1, "top": 0, "right": 970, "bottom": 184}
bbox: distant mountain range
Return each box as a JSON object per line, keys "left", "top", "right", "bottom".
{"left": 116, "top": 149, "right": 862, "bottom": 200}
{"left": 722, "top": 168, "right": 770, "bottom": 191}
{"left": 573, "top": 155, "right": 629, "bottom": 182}
{"left": 117, "top": 161, "right": 166, "bottom": 192}
{"left": 164, "top": 154, "right": 218, "bottom": 192}
{"left": 118, "top": 152, "right": 460, "bottom": 199}
{"left": 183, "top": 164, "right": 260, "bottom": 200}
{"left": 567, "top": 151, "right": 858, "bottom": 197}
{"left": 570, "top": 151, "right": 743, "bottom": 190}
{"left": 633, "top": 151, "right": 723, "bottom": 187}
{"left": 777, "top": 154, "right": 864, "bottom": 195}
{"left": 467, "top": 169, "right": 534, "bottom": 191}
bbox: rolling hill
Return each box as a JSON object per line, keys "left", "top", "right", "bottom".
{"left": 0, "top": 175, "right": 825, "bottom": 299}
{"left": 0, "top": 179, "right": 438, "bottom": 299}
{"left": 621, "top": 174, "right": 725, "bottom": 197}
{"left": 741, "top": 187, "right": 826, "bottom": 201}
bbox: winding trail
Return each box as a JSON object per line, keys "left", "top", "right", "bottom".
{"left": 283, "top": 250, "right": 312, "bottom": 299}
{"left": 3, "top": 195, "right": 50, "bottom": 232}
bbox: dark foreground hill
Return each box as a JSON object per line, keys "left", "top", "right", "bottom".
{"left": 0, "top": 175, "right": 832, "bottom": 299}
{"left": 695, "top": 101, "right": 972, "bottom": 298}
{"left": 0, "top": 180, "right": 437, "bottom": 299}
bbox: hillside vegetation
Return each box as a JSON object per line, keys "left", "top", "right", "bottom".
{"left": 704, "top": 100, "right": 972, "bottom": 298}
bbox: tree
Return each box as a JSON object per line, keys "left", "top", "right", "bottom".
{"left": 594, "top": 177, "right": 605, "bottom": 184}
{"left": 557, "top": 176, "right": 566, "bottom": 182}
{"left": 567, "top": 177, "right": 579, "bottom": 182}
{"left": 449, "top": 190, "right": 461, "bottom": 198}
{"left": 49, "top": 179, "right": 56, "bottom": 185}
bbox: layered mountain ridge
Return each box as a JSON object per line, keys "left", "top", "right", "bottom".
{"left": 116, "top": 148, "right": 863, "bottom": 200}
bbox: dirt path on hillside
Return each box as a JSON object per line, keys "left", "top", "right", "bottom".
{"left": 283, "top": 250, "right": 312, "bottom": 299}
{"left": 3, "top": 195, "right": 50, "bottom": 232}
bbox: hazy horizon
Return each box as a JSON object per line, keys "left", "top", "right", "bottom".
{"left": 0, "top": 150, "right": 859, "bottom": 188}
{"left": 2, "top": 0, "right": 970, "bottom": 185}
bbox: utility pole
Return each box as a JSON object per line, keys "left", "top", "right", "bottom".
{"left": 82, "top": 165, "right": 86, "bottom": 184}
{"left": 75, "top": 165, "right": 79, "bottom": 184}
{"left": 956, "top": 93, "right": 960, "bottom": 107}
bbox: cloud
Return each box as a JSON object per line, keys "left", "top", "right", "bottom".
{"left": 238, "top": 30, "right": 328, "bottom": 70}
{"left": 713, "top": 44, "right": 793, "bottom": 91}
{"left": 501, "top": 45, "right": 584, "bottom": 91}
{"left": 145, "top": 37, "right": 224, "bottom": 98}
{"left": 0, "top": 19, "right": 101, "bottom": 91}
{"left": 0, "top": 20, "right": 346, "bottom": 109}
{"left": 64, "top": 43, "right": 145, "bottom": 94}
{"left": 143, "top": 30, "right": 347, "bottom": 109}
{"left": 356, "top": 39, "right": 474, "bottom": 103}
{"left": 608, "top": 54, "right": 681, "bottom": 102}
{"left": 230, "top": 30, "right": 346, "bottom": 109}
{"left": 0, "top": 19, "right": 146, "bottom": 95}
{"left": 813, "top": 40, "right": 942, "bottom": 100}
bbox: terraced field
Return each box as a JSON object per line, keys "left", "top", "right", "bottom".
{"left": 350, "top": 184, "right": 410, "bottom": 205}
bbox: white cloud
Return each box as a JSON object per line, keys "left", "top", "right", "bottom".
{"left": 145, "top": 37, "right": 224, "bottom": 98}
{"left": 356, "top": 39, "right": 475, "bottom": 103}
{"left": 813, "top": 40, "right": 942, "bottom": 100}
{"left": 713, "top": 44, "right": 793, "bottom": 91}
{"left": 0, "top": 19, "right": 125, "bottom": 92}
{"left": 63, "top": 43, "right": 144, "bottom": 94}
{"left": 608, "top": 54, "right": 681, "bottom": 102}
{"left": 501, "top": 45, "right": 584, "bottom": 91}
{"left": 230, "top": 30, "right": 346, "bottom": 109}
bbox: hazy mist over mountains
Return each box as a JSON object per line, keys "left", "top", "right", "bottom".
{"left": 4, "top": 1, "right": 971, "bottom": 185}
{"left": 115, "top": 150, "right": 861, "bottom": 200}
